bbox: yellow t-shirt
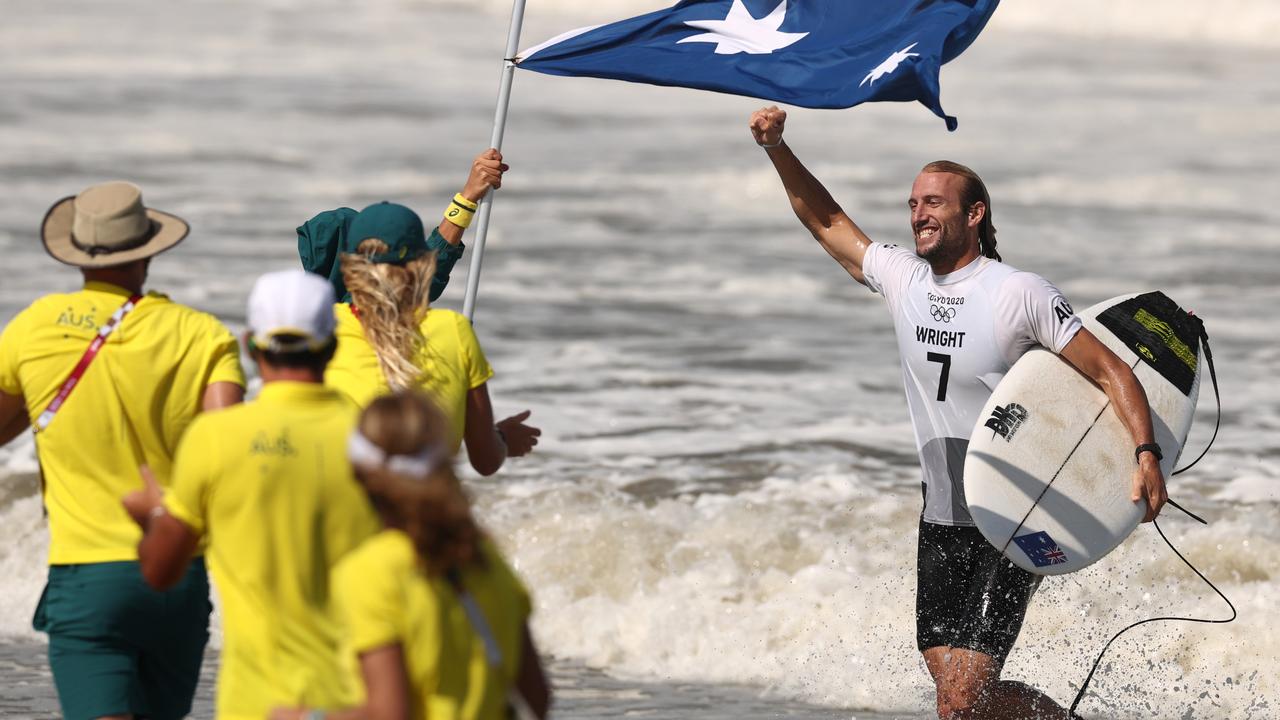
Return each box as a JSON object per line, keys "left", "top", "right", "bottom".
{"left": 164, "top": 382, "right": 380, "bottom": 720}
{"left": 0, "top": 281, "right": 244, "bottom": 565}
{"left": 332, "top": 530, "right": 532, "bottom": 720}
{"left": 325, "top": 305, "right": 493, "bottom": 451}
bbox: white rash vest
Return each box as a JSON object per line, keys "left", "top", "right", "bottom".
{"left": 862, "top": 243, "right": 1083, "bottom": 526}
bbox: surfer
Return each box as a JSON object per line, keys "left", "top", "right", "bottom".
{"left": 748, "top": 106, "right": 1167, "bottom": 719}
{"left": 0, "top": 182, "right": 245, "bottom": 720}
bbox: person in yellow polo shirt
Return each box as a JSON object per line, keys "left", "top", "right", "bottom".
{"left": 296, "top": 150, "right": 541, "bottom": 474}
{"left": 0, "top": 181, "right": 245, "bottom": 720}
{"left": 123, "top": 270, "right": 380, "bottom": 720}
{"left": 273, "top": 392, "right": 550, "bottom": 720}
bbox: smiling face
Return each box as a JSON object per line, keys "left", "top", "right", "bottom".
{"left": 908, "top": 171, "right": 983, "bottom": 272}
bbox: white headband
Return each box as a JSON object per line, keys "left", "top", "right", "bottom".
{"left": 347, "top": 429, "right": 444, "bottom": 479}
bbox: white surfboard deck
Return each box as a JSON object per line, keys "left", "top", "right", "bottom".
{"left": 964, "top": 291, "right": 1202, "bottom": 575}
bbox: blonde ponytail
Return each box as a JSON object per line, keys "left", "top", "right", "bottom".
{"left": 340, "top": 238, "right": 436, "bottom": 390}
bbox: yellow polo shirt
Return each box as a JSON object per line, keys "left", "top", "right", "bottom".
{"left": 332, "top": 530, "right": 531, "bottom": 720}
{"left": 164, "top": 382, "right": 380, "bottom": 720}
{"left": 0, "top": 281, "right": 244, "bottom": 565}
{"left": 325, "top": 305, "right": 493, "bottom": 452}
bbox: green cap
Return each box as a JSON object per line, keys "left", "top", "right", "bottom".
{"left": 297, "top": 201, "right": 430, "bottom": 303}
{"left": 346, "top": 202, "right": 430, "bottom": 263}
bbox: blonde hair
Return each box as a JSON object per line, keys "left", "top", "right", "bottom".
{"left": 354, "top": 392, "right": 484, "bottom": 576}
{"left": 340, "top": 238, "right": 436, "bottom": 390}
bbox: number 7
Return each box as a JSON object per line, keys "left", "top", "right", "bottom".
{"left": 927, "top": 352, "right": 951, "bottom": 402}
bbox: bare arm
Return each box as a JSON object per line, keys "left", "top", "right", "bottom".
{"left": 123, "top": 466, "right": 201, "bottom": 589}
{"left": 0, "top": 390, "right": 29, "bottom": 446}
{"left": 464, "top": 384, "right": 540, "bottom": 477}
{"left": 516, "top": 623, "right": 552, "bottom": 719}
{"left": 355, "top": 644, "right": 412, "bottom": 720}
{"left": 749, "top": 106, "right": 874, "bottom": 285}
{"left": 201, "top": 381, "right": 244, "bottom": 412}
{"left": 464, "top": 384, "right": 505, "bottom": 476}
{"left": 1059, "top": 328, "right": 1167, "bottom": 522}
{"left": 436, "top": 149, "right": 510, "bottom": 246}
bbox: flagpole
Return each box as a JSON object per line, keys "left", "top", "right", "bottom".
{"left": 462, "top": 0, "right": 528, "bottom": 322}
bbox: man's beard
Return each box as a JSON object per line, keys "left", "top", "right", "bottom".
{"left": 916, "top": 222, "right": 967, "bottom": 266}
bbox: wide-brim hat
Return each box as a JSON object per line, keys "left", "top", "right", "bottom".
{"left": 41, "top": 181, "right": 189, "bottom": 268}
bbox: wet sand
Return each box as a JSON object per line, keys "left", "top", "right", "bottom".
{"left": 0, "top": 641, "right": 898, "bottom": 719}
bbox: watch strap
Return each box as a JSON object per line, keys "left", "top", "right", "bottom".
{"left": 1135, "top": 443, "right": 1163, "bottom": 463}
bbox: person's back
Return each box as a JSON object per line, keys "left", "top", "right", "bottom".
{"left": 297, "top": 152, "right": 540, "bottom": 475}
{"left": 2, "top": 283, "right": 241, "bottom": 562}
{"left": 130, "top": 270, "right": 380, "bottom": 720}
{"left": 307, "top": 200, "right": 539, "bottom": 476}
{"left": 334, "top": 532, "right": 531, "bottom": 720}
{"left": 272, "top": 392, "right": 550, "bottom": 720}
{"left": 0, "top": 181, "right": 244, "bottom": 720}
{"left": 165, "top": 381, "right": 378, "bottom": 717}
{"left": 327, "top": 303, "right": 489, "bottom": 452}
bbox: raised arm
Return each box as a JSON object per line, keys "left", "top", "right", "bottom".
{"left": 1059, "top": 328, "right": 1167, "bottom": 522}
{"left": 434, "top": 149, "right": 509, "bottom": 247}
{"left": 749, "top": 106, "right": 874, "bottom": 285}
{"left": 427, "top": 149, "right": 510, "bottom": 302}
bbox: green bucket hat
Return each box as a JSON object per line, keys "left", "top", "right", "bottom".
{"left": 297, "top": 201, "right": 430, "bottom": 303}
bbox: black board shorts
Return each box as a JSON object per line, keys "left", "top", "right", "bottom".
{"left": 916, "top": 517, "right": 1042, "bottom": 665}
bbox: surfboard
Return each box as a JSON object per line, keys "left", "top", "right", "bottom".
{"left": 963, "top": 291, "right": 1203, "bottom": 575}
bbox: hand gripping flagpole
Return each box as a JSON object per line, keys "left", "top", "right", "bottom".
{"left": 462, "top": 0, "right": 528, "bottom": 322}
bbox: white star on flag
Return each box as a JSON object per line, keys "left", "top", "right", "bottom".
{"left": 860, "top": 43, "right": 920, "bottom": 87}
{"left": 678, "top": 0, "right": 809, "bottom": 55}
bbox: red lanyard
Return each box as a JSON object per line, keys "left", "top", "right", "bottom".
{"left": 33, "top": 294, "right": 143, "bottom": 433}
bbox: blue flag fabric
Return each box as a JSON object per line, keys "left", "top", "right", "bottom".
{"left": 517, "top": 0, "right": 999, "bottom": 131}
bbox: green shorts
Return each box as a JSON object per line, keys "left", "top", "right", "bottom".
{"left": 33, "top": 558, "right": 211, "bottom": 720}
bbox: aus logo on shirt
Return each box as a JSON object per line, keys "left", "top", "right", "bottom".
{"left": 1053, "top": 298, "right": 1074, "bottom": 325}
{"left": 56, "top": 307, "right": 98, "bottom": 331}
{"left": 250, "top": 430, "right": 298, "bottom": 457}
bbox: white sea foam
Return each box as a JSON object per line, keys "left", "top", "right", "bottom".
{"left": 472, "top": 471, "right": 1280, "bottom": 716}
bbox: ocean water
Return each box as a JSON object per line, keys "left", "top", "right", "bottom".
{"left": 1, "top": 1, "right": 1278, "bottom": 718}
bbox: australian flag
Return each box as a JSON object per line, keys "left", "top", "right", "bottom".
{"left": 516, "top": 0, "right": 1000, "bottom": 131}
{"left": 1012, "top": 531, "right": 1070, "bottom": 569}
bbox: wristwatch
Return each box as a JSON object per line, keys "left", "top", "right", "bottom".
{"left": 1134, "top": 443, "right": 1163, "bottom": 463}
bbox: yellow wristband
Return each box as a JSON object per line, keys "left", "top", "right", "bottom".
{"left": 444, "top": 194, "right": 477, "bottom": 229}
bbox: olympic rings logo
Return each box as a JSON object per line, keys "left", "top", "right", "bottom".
{"left": 931, "top": 304, "right": 957, "bottom": 323}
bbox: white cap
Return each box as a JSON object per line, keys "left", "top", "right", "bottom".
{"left": 247, "top": 270, "right": 336, "bottom": 353}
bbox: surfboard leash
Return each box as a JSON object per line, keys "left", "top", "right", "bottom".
{"left": 1068, "top": 519, "right": 1237, "bottom": 715}
{"left": 1069, "top": 313, "right": 1235, "bottom": 716}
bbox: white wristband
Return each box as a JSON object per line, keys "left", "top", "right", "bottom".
{"left": 757, "top": 139, "right": 783, "bottom": 149}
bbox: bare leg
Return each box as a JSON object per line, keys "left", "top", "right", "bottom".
{"left": 923, "top": 646, "right": 1075, "bottom": 720}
